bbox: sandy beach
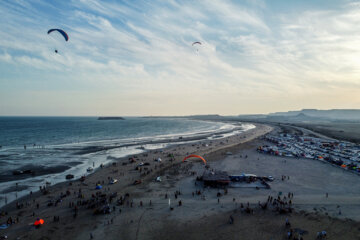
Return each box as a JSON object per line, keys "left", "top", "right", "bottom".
{"left": 4, "top": 0, "right": 360, "bottom": 239}
{"left": 1, "top": 123, "right": 360, "bottom": 240}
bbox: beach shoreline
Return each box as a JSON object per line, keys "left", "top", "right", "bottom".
{"left": 1, "top": 123, "right": 360, "bottom": 240}
{"left": 0, "top": 120, "right": 253, "bottom": 206}
{"left": 0, "top": 123, "right": 266, "bottom": 210}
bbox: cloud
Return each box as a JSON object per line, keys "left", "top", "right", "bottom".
{"left": 0, "top": 53, "right": 13, "bottom": 63}
{"left": 200, "top": 0, "right": 269, "bottom": 32}
{"left": 1, "top": 0, "right": 360, "bottom": 115}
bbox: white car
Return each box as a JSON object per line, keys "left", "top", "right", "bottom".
{"left": 109, "top": 179, "right": 118, "bottom": 184}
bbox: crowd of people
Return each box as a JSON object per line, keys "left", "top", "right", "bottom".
{"left": 0, "top": 131, "right": 337, "bottom": 240}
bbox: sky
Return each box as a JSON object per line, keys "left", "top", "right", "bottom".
{"left": 1, "top": 0, "right": 360, "bottom": 116}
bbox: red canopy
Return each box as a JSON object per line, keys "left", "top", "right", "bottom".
{"left": 183, "top": 154, "right": 206, "bottom": 165}
{"left": 34, "top": 219, "right": 44, "bottom": 226}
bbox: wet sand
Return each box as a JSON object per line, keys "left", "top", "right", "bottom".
{"left": 1, "top": 123, "right": 360, "bottom": 240}
{"left": 0, "top": 165, "right": 73, "bottom": 183}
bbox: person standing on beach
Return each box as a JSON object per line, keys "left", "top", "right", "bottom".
{"left": 229, "top": 215, "right": 234, "bottom": 224}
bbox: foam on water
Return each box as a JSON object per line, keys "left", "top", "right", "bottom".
{"left": 0, "top": 117, "right": 254, "bottom": 207}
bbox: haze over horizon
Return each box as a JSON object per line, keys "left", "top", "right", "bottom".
{"left": 1, "top": 0, "right": 360, "bottom": 116}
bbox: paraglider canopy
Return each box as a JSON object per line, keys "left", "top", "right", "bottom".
{"left": 192, "top": 42, "right": 202, "bottom": 53}
{"left": 183, "top": 154, "right": 206, "bottom": 165}
{"left": 47, "top": 29, "right": 69, "bottom": 41}
{"left": 34, "top": 218, "right": 44, "bottom": 226}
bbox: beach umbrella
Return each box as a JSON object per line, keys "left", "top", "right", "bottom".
{"left": 34, "top": 218, "right": 44, "bottom": 226}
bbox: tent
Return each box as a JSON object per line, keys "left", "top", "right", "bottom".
{"left": 95, "top": 184, "right": 102, "bottom": 190}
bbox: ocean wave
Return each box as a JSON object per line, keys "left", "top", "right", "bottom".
{"left": 0, "top": 118, "right": 254, "bottom": 207}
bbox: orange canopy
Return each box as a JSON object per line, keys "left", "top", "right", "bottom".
{"left": 34, "top": 219, "right": 44, "bottom": 226}
{"left": 183, "top": 154, "right": 206, "bottom": 165}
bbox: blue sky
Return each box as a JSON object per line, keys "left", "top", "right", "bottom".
{"left": 1, "top": 0, "right": 360, "bottom": 116}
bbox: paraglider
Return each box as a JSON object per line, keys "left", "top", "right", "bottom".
{"left": 47, "top": 29, "right": 69, "bottom": 41}
{"left": 192, "top": 41, "right": 202, "bottom": 53}
{"left": 47, "top": 28, "right": 68, "bottom": 53}
{"left": 183, "top": 154, "right": 206, "bottom": 165}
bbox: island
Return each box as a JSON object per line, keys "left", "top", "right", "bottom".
{"left": 98, "top": 117, "right": 125, "bottom": 120}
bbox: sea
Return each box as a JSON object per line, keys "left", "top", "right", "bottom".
{"left": 0, "top": 116, "right": 254, "bottom": 206}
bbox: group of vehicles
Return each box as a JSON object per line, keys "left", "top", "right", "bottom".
{"left": 259, "top": 134, "right": 360, "bottom": 172}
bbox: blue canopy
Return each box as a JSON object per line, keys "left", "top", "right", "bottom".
{"left": 47, "top": 29, "right": 69, "bottom": 41}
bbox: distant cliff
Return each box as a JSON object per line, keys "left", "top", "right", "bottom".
{"left": 98, "top": 117, "right": 125, "bottom": 120}
{"left": 268, "top": 109, "right": 360, "bottom": 120}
